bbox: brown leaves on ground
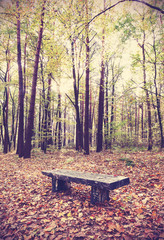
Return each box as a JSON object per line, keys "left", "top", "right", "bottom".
{"left": 0, "top": 149, "right": 164, "bottom": 240}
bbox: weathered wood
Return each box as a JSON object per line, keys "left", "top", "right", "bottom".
{"left": 52, "top": 176, "right": 71, "bottom": 192}
{"left": 91, "top": 186, "right": 109, "bottom": 204}
{"left": 42, "top": 169, "right": 130, "bottom": 204}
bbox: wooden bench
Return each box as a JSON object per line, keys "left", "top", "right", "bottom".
{"left": 42, "top": 169, "right": 130, "bottom": 204}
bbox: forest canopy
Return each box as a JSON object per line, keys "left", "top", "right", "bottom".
{"left": 0, "top": 0, "right": 164, "bottom": 157}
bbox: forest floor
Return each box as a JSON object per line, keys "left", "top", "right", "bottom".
{"left": 0, "top": 148, "right": 164, "bottom": 240}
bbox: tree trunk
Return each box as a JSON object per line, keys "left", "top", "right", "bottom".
{"left": 141, "top": 32, "right": 153, "bottom": 150}
{"left": 96, "top": 60, "right": 105, "bottom": 152}
{"left": 140, "top": 103, "right": 144, "bottom": 139}
{"left": 152, "top": 31, "right": 164, "bottom": 149}
{"left": 3, "top": 41, "right": 10, "bottom": 153}
{"left": 40, "top": 57, "right": 46, "bottom": 152}
{"left": 3, "top": 87, "right": 10, "bottom": 154}
{"left": 80, "top": 92, "right": 84, "bottom": 148}
{"left": 58, "top": 93, "right": 62, "bottom": 150}
{"left": 71, "top": 40, "right": 83, "bottom": 151}
{"left": 10, "top": 94, "right": 16, "bottom": 151}
{"left": 13, "top": 107, "right": 19, "bottom": 150}
{"left": 109, "top": 77, "right": 115, "bottom": 149}
{"left": 135, "top": 100, "right": 137, "bottom": 141}
{"left": 47, "top": 74, "right": 53, "bottom": 146}
{"left": 84, "top": 0, "right": 90, "bottom": 155}
{"left": 16, "top": 0, "right": 24, "bottom": 157}
{"left": 63, "top": 98, "right": 66, "bottom": 147}
{"left": 24, "top": 0, "right": 46, "bottom": 158}
{"left": 0, "top": 105, "right": 3, "bottom": 145}
{"left": 38, "top": 91, "right": 42, "bottom": 148}
{"left": 104, "top": 62, "right": 109, "bottom": 149}
{"left": 96, "top": 4, "right": 105, "bottom": 153}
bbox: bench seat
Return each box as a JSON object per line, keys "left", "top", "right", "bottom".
{"left": 42, "top": 169, "right": 130, "bottom": 204}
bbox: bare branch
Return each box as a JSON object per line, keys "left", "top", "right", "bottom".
{"left": 88, "top": 0, "right": 164, "bottom": 26}
{"left": 65, "top": 93, "right": 75, "bottom": 107}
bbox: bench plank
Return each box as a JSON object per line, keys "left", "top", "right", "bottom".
{"left": 42, "top": 169, "right": 130, "bottom": 204}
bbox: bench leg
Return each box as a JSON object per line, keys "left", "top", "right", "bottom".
{"left": 52, "top": 177, "right": 70, "bottom": 192}
{"left": 91, "top": 186, "right": 109, "bottom": 204}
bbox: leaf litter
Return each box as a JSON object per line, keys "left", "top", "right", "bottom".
{"left": 0, "top": 150, "right": 163, "bottom": 239}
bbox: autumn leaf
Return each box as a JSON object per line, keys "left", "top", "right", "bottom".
{"left": 136, "top": 208, "right": 143, "bottom": 214}
{"left": 0, "top": 150, "right": 163, "bottom": 240}
{"left": 67, "top": 212, "right": 72, "bottom": 217}
{"left": 137, "top": 214, "right": 145, "bottom": 219}
{"left": 78, "top": 212, "right": 83, "bottom": 218}
{"left": 108, "top": 211, "right": 114, "bottom": 216}
{"left": 151, "top": 210, "right": 157, "bottom": 219}
{"left": 61, "top": 217, "right": 68, "bottom": 222}
{"left": 115, "top": 223, "right": 124, "bottom": 232}
{"left": 45, "top": 221, "right": 57, "bottom": 232}
{"left": 107, "top": 222, "right": 116, "bottom": 232}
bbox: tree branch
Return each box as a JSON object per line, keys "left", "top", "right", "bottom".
{"left": 129, "top": 0, "right": 164, "bottom": 14}
{"left": 65, "top": 93, "right": 75, "bottom": 107}
{"left": 88, "top": 0, "right": 164, "bottom": 26}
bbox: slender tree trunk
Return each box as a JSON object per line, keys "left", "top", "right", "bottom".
{"left": 141, "top": 32, "right": 153, "bottom": 150}
{"left": 43, "top": 92, "right": 48, "bottom": 153}
{"left": 137, "top": 102, "right": 140, "bottom": 142}
{"left": 0, "top": 105, "right": 3, "bottom": 145}
{"left": 13, "top": 107, "right": 19, "bottom": 150}
{"left": 121, "top": 100, "right": 124, "bottom": 141}
{"left": 24, "top": 0, "right": 46, "bottom": 158}
{"left": 58, "top": 93, "right": 62, "bottom": 150}
{"left": 47, "top": 74, "right": 53, "bottom": 146}
{"left": 135, "top": 100, "right": 137, "bottom": 140}
{"left": 38, "top": 91, "right": 42, "bottom": 147}
{"left": 71, "top": 40, "right": 82, "bottom": 151}
{"left": 63, "top": 98, "right": 66, "bottom": 147}
{"left": 140, "top": 103, "right": 144, "bottom": 139}
{"left": 23, "top": 32, "right": 28, "bottom": 140}
{"left": 96, "top": 3, "right": 105, "bottom": 152}
{"left": 40, "top": 57, "right": 46, "bottom": 152}
{"left": 3, "top": 41, "right": 10, "bottom": 153}
{"left": 16, "top": 0, "right": 24, "bottom": 157}
{"left": 54, "top": 121, "right": 58, "bottom": 148}
{"left": 80, "top": 91, "right": 84, "bottom": 148}
{"left": 89, "top": 91, "right": 92, "bottom": 146}
{"left": 104, "top": 62, "right": 109, "bottom": 149}
{"left": 84, "top": 0, "right": 90, "bottom": 155}
{"left": 23, "top": 30, "right": 27, "bottom": 95}
{"left": 10, "top": 94, "right": 16, "bottom": 151}
{"left": 152, "top": 31, "right": 164, "bottom": 149}
{"left": 3, "top": 87, "right": 9, "bottom": 154}
{"left": 109, "top": 78, "right": 115, "bottom": 149}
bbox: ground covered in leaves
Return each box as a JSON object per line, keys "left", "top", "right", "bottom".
{"left": 0, "top": 149, "right": 164, "bottom": 240}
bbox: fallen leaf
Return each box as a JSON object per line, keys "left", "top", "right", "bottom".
{"left": 107, "top": 222, "right": 116, "bottom": 232}
{"left": 45, "top": 221, "right": 57, "bottom": 232}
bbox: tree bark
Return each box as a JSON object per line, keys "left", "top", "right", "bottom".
{"left": 24, "top": 0, "right": 46, "bottom": 158}
{"left": 96, "top": 0, "right": 105, "bottom": 153}
{"left": 152, "top": 31, "right": 164, "bottom": 149}
{"left": 104, "top": 61, "right": 109, "bottom": 149}
{"left": 63, "top": 98, "right": 66, "bottom": 147}
{"left": 3, "top": 86, "right": 10, "bottom": 154}
{"left": 16, "top": 0, "right": 24, "bottom": 157}
{"left": 71, "top": 40, "right": 83, "bottom": 151}
{"left": 141, "top": 32, "right": 153, "bottom": 150}
{"left": 109, "top": 74, "right": 115, "bottom": 149}
{"left": 58, "top": 93, "right": 62, "bottom": 150}
{"left": 47, "top": 74, "right": 53, "bottom": 146}
{"left": 3, "top": 37, "right": 10, "bottom": 153}
{"left": 96, "top": 59, "right": 105, "bottom": 152}
{"left": 84, "top": 0, "right": 90, "bottom": 155}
